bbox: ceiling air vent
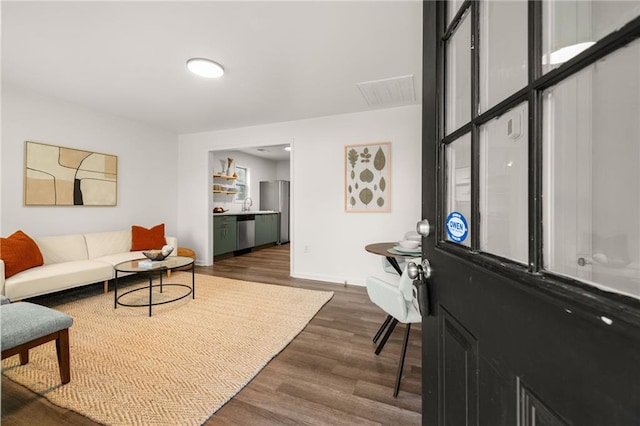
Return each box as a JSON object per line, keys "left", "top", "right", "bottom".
{"left": 357, "top": 75, "right": 415, "bottom": 107}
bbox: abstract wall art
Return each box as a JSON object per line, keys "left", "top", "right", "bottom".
{"left": 24, "top": 141, "right": 117, "bottom": 206}
{"left": 345, "top": 142, "right": 391, "bottom": 213}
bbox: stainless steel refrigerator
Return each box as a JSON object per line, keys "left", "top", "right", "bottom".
{"left": 259, "top": 180, "right": 290, "bottom": 244}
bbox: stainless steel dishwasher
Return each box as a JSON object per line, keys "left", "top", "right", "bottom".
{"left": 236, "top": 214, "right": 255, "bottom": 250}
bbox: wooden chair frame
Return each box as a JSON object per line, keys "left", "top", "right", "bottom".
{"left": 2, "top": 328, "right": 71, "bottom": 384}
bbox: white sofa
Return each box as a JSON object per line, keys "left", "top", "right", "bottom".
{"left": 0, "top": 230, "right": 177, "bottom": 301}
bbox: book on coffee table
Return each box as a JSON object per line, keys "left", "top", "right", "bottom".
{"left": 138, "top": 260, "right": 164, "bottom": 268}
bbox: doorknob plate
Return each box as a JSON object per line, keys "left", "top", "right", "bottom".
{"left": 421, "top": 259, "right": 432, "bottom": 279}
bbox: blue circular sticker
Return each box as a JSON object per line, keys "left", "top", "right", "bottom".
{"left": 446, "top": 212, "right": 468, "bottom": 243}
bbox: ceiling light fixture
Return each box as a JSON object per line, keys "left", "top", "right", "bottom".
{"left": 186, "top": 58, "right": 224, "bottom": 78}
{"left": 284, "top": 146, "right": 291, "bottom": 152}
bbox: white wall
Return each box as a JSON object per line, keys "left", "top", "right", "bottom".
{"left": 1, "top": 84, "right": 179, "bottom": 237}
{"left": 276, "top": 160, "right": 290, "bottom": 180}
{"left": 178, "top": 105, "right": 422, "bottom": 286}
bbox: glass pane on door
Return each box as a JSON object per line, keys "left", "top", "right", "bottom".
{"left": 543, "top": 0, "right": 640, "bottom": 73}
{"left": 479, "top": 0, "right": 528, "bottom": 112}
{"left": 479, "top": 103, "right": 528, "bottom": 263}
{"left": 446, "top": 9, "right": 471, "bottom": 135}
{"left": 447, "top": 0, "right": 465, "bottom": 26}
{"left": 543, "top": 38, "right": 640, "bottom": 298}
{"left": 445, "top": 133, "right": 471, "bottom": 247}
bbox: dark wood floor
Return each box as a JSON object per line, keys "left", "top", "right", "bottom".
{"left": 1, "top": 244, "right": 422, "bottom": 425}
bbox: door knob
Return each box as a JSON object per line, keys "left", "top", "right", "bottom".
{"left": 407, "top": 262, "right": 420, "bottom": 280}
{"left": 408, "top": 259, "right": 432, "bottom": 280}
{"left": 416, "top": 219, "right": 430, "bottom": 237}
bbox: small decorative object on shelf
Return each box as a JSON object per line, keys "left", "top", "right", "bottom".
{"left": 142, "top": 245, "right": 174, "bottom": 261}
{"left": 226, "top": 157, "right": 235, "bottom": 176}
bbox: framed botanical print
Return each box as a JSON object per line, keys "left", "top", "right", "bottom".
{"left": 345, "top": 142, "right": 391, "bottom": 213}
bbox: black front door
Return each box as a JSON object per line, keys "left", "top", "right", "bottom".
{"left": 419, "top": 2, "right": 640, "bottom": 424}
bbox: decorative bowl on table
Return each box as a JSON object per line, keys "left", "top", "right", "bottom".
{"left": 142, "top": 245, "right": 174, "bottom": 261}
{"left": 404, "top": 231, "right": 421, "bottom": 242}
{"left": 398, "top": 240, "right": 420, "bottom": 250}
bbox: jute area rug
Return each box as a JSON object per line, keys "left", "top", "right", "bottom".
{"left": 2, "top": 273, "right": 333, "bottom": 425}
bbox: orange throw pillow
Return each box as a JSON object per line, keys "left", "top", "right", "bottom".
{"left": 131, "top": 224, "right": 167, "bottom": 251}
{"left": 0, "top": 230, "right": 44, "bottom": 278}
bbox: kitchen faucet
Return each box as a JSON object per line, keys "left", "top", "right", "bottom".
{"left": 242, "top": 197, "right": 253, "bottom": 211}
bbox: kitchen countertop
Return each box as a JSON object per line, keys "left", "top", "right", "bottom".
{"left": 213, "top": 210, "right": 278, "bottom": 216}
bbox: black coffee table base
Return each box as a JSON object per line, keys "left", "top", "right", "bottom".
{"left": 114, "top": 258, "right": 195, "bottom": 317}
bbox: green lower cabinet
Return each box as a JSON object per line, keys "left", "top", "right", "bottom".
{"left": 255, "top": 213, "right": 278, "bottom": 246}
{"left": 213, "top": 215, "right": 237, "bottom": 256}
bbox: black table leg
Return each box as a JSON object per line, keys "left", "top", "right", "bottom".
{"left": 191, "top": 262, "right": 195, "bottom": 298}
{"left": 386, "top": 256, "right": 403, "bottom": 275}
{"left": 148, "top": 274, "right": 153, "bottom": 317}
{"left": 114, "top": 271, "right": 118, "bottom": 309}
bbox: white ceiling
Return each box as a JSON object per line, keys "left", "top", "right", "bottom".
{"left": 1, "top": 1, "right": 423, "bottom": 138}
{"left": 237, "top": 144, "right": 291, "bottom": 161}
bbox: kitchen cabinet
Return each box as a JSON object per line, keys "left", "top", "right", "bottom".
{"left": 255, "top": 213, "right": 278, "bottom": 246}
{"left": 213, "top": 215, "right": 237, "bottom": 256}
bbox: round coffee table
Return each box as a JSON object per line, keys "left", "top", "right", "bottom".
{"left": 114, "top": 256, "right": 195, "bottom": 316}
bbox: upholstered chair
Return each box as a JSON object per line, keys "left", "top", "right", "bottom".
{"left": 1, "top": 299, "right": 73, "bottom": 384}
{"left": 366, "top": 258, "right": 421, "bottom": 397}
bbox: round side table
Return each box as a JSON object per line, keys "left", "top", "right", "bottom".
{"left": 176, "top": 247, "right": 196, "bottom": 271}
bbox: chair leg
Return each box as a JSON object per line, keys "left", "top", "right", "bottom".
{"left": 55, "top": 328, "right": 71, "bottom": 384}
{"left": 373, "top": 315, "right": 393, "bottom": 344}
{"left": 18, "top": 348, "right": 29, "bottom": 365}
{"left": 375, "top": 318, "right": 398, "bottom": 355}
{"left": 393, "top": 323, "right": 412, "bottom": 397}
